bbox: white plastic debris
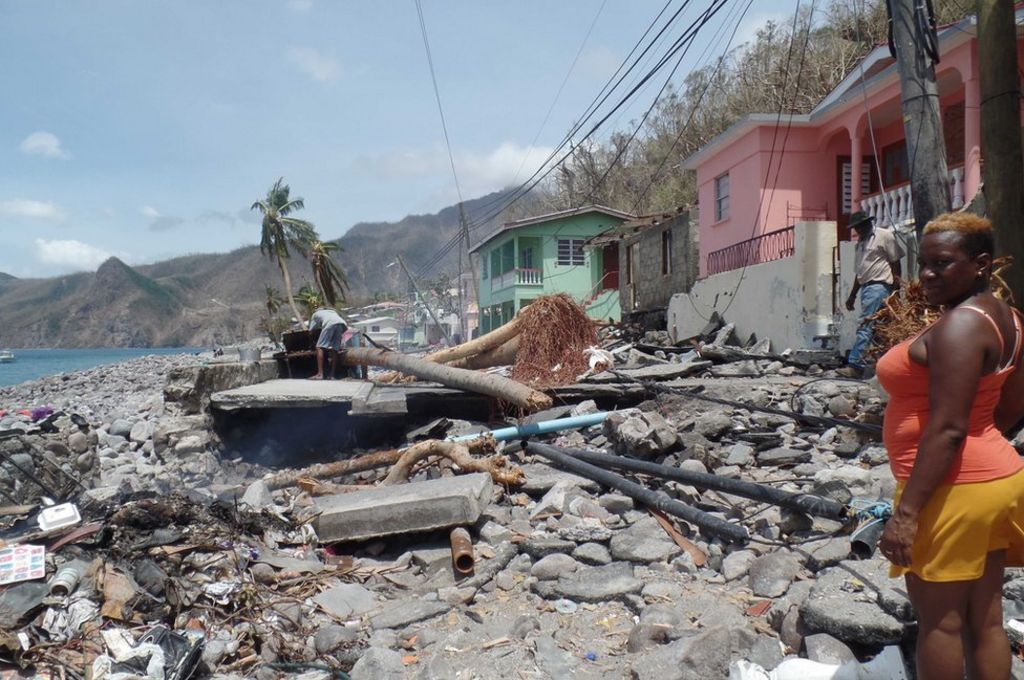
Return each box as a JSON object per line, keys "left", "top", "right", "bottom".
{"left": 728, "top": 646, "right": 907, "bottom": 680}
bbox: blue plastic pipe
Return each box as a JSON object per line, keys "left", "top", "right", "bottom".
{"left": 449, "top": 411, "right": 609, "bottom": 443}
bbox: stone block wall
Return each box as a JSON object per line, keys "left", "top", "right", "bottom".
{"left": 621, "top": 211, "right": 699, "bottom": 318}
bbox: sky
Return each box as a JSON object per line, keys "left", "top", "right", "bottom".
{"left": 0, "top": 0, "right": 799, "bottom": 278}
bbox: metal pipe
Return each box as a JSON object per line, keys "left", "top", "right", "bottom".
{"left": 449, "top": 527, "right": 475, "bottom": 575}
{"left": 449, "top": 412, "right": 609, "bottom": 443}
{"left": 564, "top": 448, "right": 848, "bottom": 521}
{"left": 525, "top": 441, "right": 748, "bottom": 544}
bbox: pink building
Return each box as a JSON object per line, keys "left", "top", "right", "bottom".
{"left": 683, "top": 9, "right": 1024, "bottom": 278}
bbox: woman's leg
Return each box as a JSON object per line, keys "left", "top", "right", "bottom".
{"left": 906, "top": 573, "right": 973, "bottom": 680}
{"left": 965, "top": 550, "right": 1010, "bottom": 680}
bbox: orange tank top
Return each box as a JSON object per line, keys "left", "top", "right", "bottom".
{"left": 876, "top": 305, "right": 1023, "bottom": 484}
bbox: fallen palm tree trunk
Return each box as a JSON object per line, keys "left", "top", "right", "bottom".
{"left": 343, "top": 347, "right": 551, "bottom": 411}
{"left": 564, "top": 447, "right": 848, "bottom": 520}
{"left": 525, "top": 441, "right": 749, "bottom": 544}
{"left": 263, "top": 448, "right": 404, "bottom": 491}
{"left": 425, "top": 317, "right": 523, "bottom": 365}
{"left": 383, "top": 436, "right": 523, "bottom": 486}
{"left": 448, "top": 335, "right": 521, "bottom": 370}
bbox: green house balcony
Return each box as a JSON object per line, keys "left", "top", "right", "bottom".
{"left": 490, "top": 267, "right": 543, "bottom": 293}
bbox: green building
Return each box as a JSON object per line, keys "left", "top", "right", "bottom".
{"left": 471, "top": 206, "right": 632, "bottom": 333}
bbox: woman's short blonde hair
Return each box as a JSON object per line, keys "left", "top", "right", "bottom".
{"left": 922, "top": 212, "right": 993, "bottom": 258}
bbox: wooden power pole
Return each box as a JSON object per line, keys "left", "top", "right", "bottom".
{"left": 888, "top": 0, "right": 951, "bottom": 235}
{"left": 977, "top": 0, "right": 1024, "bottom": 303}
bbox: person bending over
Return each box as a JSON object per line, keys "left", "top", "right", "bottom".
{"left": 308, "top": 307, "right": 348, "bottom": 380}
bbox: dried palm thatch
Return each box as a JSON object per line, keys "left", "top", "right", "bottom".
{"left": 867, "top": 256, "right": 1016, "bottom": 357}
{"left": 511, "top": 293, "right": 598, "bottom": 389}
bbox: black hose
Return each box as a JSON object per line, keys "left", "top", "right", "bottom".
{"left": 563, "top": 447, "right": 849, "bottom": 521}
{"left": 524, "top": 441, "right": 749, "bottom": 544}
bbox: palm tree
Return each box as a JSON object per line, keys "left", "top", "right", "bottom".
{"left": 310, "top": 240, "right": 348, "bottom": 307}
{"left": 263, "top": 286, "right": 284, "bottom": 317}
{"left": 295, "top": 283, "right": 324, "bottom": 319}
{"left": 251, "top": 177, "right": 318, "bottom": 323}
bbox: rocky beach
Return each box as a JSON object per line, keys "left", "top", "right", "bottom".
{"left": 0, "top": 340, "right": 1021, "bottom": 679}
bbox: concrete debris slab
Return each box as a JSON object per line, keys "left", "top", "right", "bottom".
{"left": 546, "top": 562, "right": 643, "bottom": 603}
{"left": 748, "top": 552, "right": 801, "bottom": 598}
{"left": 756, "top": 447, "right": 812, "bottom": 467}
{"left": 369, "top": 598, "right": 450, "bottom": 630}
{"left": 631, "top": 625, "right": 732, "bottom": 680}
{"left": 210, "top": 378, "right": 374, "bottom": 410}
{"left": 517, "top": 463, "right": 601, "bottom": 495}
{"left": 609, "top": 517, "right": 682, "bottom": 563}
{"left": 800, "top": 558, "right": 907, "bottom": 646}
{"left": 314, "top": 583, "right": 376, "bottom": 618}
{"left": 314, "top": 472, "right": 493, "bottom": 543}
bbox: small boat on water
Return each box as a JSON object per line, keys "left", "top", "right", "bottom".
{"left": 0, "top": 351, "right": 14, "bottom": 363}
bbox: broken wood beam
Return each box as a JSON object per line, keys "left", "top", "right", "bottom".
{"left": 342, "top": 347, "right": 551, "bottom": 412}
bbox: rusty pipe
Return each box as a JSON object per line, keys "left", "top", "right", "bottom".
{"left": 450, "top": 527, "right": 475, "bottom": 576}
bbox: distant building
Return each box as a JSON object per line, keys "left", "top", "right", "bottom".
{"left": 587, "top": 209, "right": 698, "bottom": 329}
{"left": 349, "top": 316, "right": 401, "bottom": 347}
{"left": 471, "top": 205, "right": 633, "bottom": 333}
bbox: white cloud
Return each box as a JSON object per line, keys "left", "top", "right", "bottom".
{"left": 286, "top": 47, "right": 341, "bottom": 82}
{"left": 287, "top": 0, "right": 313, "bottom": 11}
{"left": 0, "top": 199, "right": 67, "bottom": 221}
{"left": 19, "top": 131, "right": 70, "bottom": 159}
{"left": 141, "top": 205, "right": 160, "bottom": 219}
{"left": 358, "top": 142, "right": 557, "bottom": 199}
{"left": 34, "top": 238, "right": 110, "bottom": 271}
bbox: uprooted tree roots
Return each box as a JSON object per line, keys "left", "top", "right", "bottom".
{"left": 868, "top": 257, "right": 1016, "bottom": 357}
{"left": 382, "top": 435, "right": 523, "bottom": 486}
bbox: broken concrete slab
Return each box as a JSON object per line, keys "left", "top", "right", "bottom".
{"left": 313, "top": 582, "right": 376, "bottom": 618}
{"left": 314, "top": 473, "right": 493, "bottom": 543}
{"left": 800, "top": 558, "right": 907, "bottom": 646}
{"left": 210, "top": 378, "right": 374, "bottom": 411}
{"left": 369, "top": 598, "right": 450, "bottom": 630}
{"left": 517, "top": 463, "right": 601, "bottom": 495}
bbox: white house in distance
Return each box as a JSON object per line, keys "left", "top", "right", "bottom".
{"left": 349, "top": 316, "right": 401, "bottom": 348}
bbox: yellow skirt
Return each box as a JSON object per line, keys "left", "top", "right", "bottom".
{"left": 891, "top": 467, "right": 1024, "bottom": 582}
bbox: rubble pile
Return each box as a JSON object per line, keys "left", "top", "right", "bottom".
{"left": 0, "top": 341, "right": 1022, "bottom": 679}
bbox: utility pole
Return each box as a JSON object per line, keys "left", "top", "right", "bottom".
{"left": 395, "top": 254, "right": 452, "bottom": 345}
{"left": 977, "top": 0, "right": 1024, "bottom": 303}
{"left": 458, "top": 202, "right": 479, "bottom": 340}
{"left": 888, "top": 0, "right": 951, "bottom": 236}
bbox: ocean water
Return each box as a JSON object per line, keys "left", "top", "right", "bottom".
{"left": 0, "top": 348, "right": 204, "bottom": 387}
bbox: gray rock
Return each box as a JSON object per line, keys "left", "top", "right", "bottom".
{"left": 747, "top": 634, "right": 785, "bottom": 671}
{"left": 67, "top": 432, "right": 90, "bottom": 454}
{"left": 598, "top": 493, "right": 635, "bottom": 514}
{"left": 694, "top": 412, "right": 733, "bottom": 440}
{"left": 510, "top": 615, "right": 540, "bottom": 639}
{"left": 530, "top": 554, "right": 579, "bottom": 581}
{"left": 349, "top": 647, "right": 405, "bottom": 680}
{"left": 520, "top": 536, "right": 577, "bottom": 560}
{"left": 780, "top": 606, "right": 805, "bottom": 650}
{"left": 757, "top": 447, "right": 812, "bottom": 467}
{"left": 530, "top": 480, "right": 573, "bottom": 519}
{"left": 108, "top": 419, "right": 133, "bottom": 438}
{"left": 573, "top": 542, "right": 612, "bottom": 565}
{"left": 128, "top": 420, "right": 153, "bottom": 443}
{"left": 827, "top": 396, "right": 855, "bottom": 418}
{"left": 240, "top": 481, "right": 275, "bottom": 510}
{"left": 605, "top": 409, "right": 679, "bottom": 458}
{"left": 534, "top": 635, "right": 574, "bottom": 678}
{"left": 640, "top": 604, "right": 685, "bottom": 629}
{"left": 627, "top": 623, "right": 672, "bottom": 652}
{"left": 800, "top": 537, "right": 852, "bottom": 572}
{"left": 724, "top": 443, "right": 755, "bottom": 467}
{"left": 314, "top": 583, "right": 376, "bottom": 618}
{"left": 548, "top": 562, "right": 643, "bottom": 604}
{"left": 801, "top": 559, "right": 907, "bottom": 646}
{"left": 557, "top": 517, "right": 613, "bottom": 543}
{"left": 859, "top": 445, "right": 889, "bottom": 466}
{"left": 749, "top": 552, "right": 801, "bottom": 598}
{"left": 630, "top": 626, "right": 732, "bottom": 680}
{"left": 314, "top": 624, "right": 358, "bottom": 654}
{"left": 804, "top": 633, "right": 856, "bottom": 665}
{"left": 609, "top": 517, "right": 681, "bottom": 563}
{"left": 369, "top": 599, "right": 449, "bottom": 630}
{"left": 518, "top": 464, "right": 600, "bottom": 495}
{"left": 478, "top": 520, "right": 512, "bottom": 545}
{"left": 722, "top": 550, "right": 756, "bottom": 581}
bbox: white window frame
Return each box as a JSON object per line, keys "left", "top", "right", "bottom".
{"left": 556, "top": 238, "right": 585, "bottom": 266}
{"left": 714, "top": 173, "right": 730, "bottom": 222}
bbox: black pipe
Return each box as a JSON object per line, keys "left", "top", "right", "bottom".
{"left": 850, "top": 518, "right": 886, "bottom": 559}
{"left": 564, "top": 447, "right": 848, "bottom": 521}
{"left": 524, "top": 441, "right": 749, "bottom": 544}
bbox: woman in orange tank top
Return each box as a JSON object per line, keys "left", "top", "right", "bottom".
{"left": 876, "top": 213, "right": 1024, "bottom": 680}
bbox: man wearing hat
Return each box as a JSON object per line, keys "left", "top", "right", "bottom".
{"left": 838, "top": 211, "right": 904, "bottom": 378}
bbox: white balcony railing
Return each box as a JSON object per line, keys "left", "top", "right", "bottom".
{"left": 859, "top": 166, "right": 965, "bottom": 228}
{"left": 490, "top": 268, "right": 543, "bottom": 292}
